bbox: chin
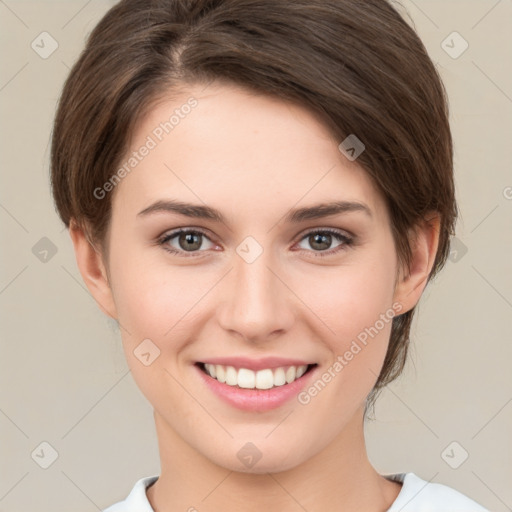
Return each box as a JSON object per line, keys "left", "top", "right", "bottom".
{"left": 206, "top": 441, "right": 308, "bottom": 475}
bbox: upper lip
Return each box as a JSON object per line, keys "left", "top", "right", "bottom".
{"left": 198, "top": 356, "right": 315, "bottom": 372}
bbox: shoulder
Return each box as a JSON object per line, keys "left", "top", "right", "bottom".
{"left": 102, "top": 472, "right": 489, "bottom": 512}
{"left": 386, "top": 472, "right": 489, "bottom": 511}
{"left": 102, "top": 475, "right": 158, "bottom": 512}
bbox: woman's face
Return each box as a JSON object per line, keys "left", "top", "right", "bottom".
{"left": 101, "top": 81, "right": 407, "bottom": 473}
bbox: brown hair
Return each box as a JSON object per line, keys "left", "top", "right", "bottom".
{"left": 50, "top": 0, "right": 457, "bottom": 417}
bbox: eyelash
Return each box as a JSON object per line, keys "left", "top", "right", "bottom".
{"left": 157, "top": 227, "right": 354, "bottom": 259}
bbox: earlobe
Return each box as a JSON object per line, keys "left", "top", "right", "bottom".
{"left": 393, "top": 213, "right": 441, "bottom": 314}
{"left": 68, "top": 220, "right": 118, "bottom": 320}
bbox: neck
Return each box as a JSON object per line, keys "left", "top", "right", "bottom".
{"left": 146, "top": 404, "right": 402, "bottom": 512}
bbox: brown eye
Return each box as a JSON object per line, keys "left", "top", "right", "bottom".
{"left": 296, "top": 229, "right": 353, "bottom": 257}
{"left": 177, "top": 231, "right": 203, "bottom": 251}
{"left": 159, "top": 229, "right": 215, "bottom": 257}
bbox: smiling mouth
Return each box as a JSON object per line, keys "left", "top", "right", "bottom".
{"left": 196, "top": 362, "right": 317, "bottom": 390}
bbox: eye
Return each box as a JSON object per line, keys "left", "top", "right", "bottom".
{"left": 294, "top": 228, "right": 354, "bottom": 258}
{"left": 158, "top": 228, "right": 216, "bottom": 257}
{"left": 157, "top": 227, "right": 354, "bottom": 259}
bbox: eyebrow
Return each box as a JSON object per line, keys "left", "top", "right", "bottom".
{"left": 137, "top": 199, "right": 372, "bottom": 223}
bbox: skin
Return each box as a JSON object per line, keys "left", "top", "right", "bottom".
{"left": 70, "top": 81, "right": 440, "bottom": 512}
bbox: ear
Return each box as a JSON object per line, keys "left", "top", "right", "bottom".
{"left": 392, "top": 212, "right": 441, "bottom": 314}
{"left": 68, "top": 219, "right": 118, "bottom": 320}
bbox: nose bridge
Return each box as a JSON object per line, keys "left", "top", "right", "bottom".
{"left": 217, "top": 236, "right": 294, "bottom": 341}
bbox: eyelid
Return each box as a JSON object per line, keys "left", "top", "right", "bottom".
{"left": 296, "top": 226, "right": 354, "bottom": 242}
{"left": 157, "top": 225, "right": 215, "bottom": 241}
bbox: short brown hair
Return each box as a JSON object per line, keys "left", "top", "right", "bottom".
{"left": 50, "top": 0, "right": 457, "bottom": 417}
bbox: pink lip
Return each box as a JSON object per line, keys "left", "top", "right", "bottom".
{"left": 199, "top": 356, "right": 314, "bottom": 371}
{"left": 194, "top": 362, "right": 318, "bottom": 412}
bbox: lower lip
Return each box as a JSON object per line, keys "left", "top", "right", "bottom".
{"left": 195, "top": 364, "right": 317, "bottom": 412}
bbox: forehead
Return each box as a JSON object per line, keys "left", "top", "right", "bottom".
{"left": 111, "top": 81, "right": 387, "bottom": 225}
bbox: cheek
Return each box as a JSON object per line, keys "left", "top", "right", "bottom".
{"left": 297, "top": 253, "right": 396, "bottom": 395}
{"left": 301, "top": 255, "right": 396, "bottom": 344}
{"left": 109, "top": 245, "right": 200, "bottom": 337}
{"left": 109, "top": 258, "right": 200, "bottom": 401}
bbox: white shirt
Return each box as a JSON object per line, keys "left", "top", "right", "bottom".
{"left": 102, "top": 472, "right": 489, "bottom": 511}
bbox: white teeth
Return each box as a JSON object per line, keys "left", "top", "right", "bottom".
{"left": 202, "top": 364, "right": 310, "bottom": 389}
{"left": 215, "top": 364, "right": 226, "bottom": 383}
{"left": 285, "top": 366, "right": 296, "bottom": 383}
{"left": 255, "top": 369, "right": 274, "bottom": 389}
{"left": 296, "top": 365, "right": 307, "bottom": 378}
{"left": 273, "top": 367, "right": 286, "bottom": 386}
{"left": 238, "top": 368, "right": 255, "bottom": 389}
{"left": 225, "top": 366, "right": 238, "bottom": 386}
{"left": 208, "top": 364, "right": 216, "bottom": 378}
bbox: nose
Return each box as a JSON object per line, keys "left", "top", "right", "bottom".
{"left": 216, "top": 241, "right": 295, "bottom": 343}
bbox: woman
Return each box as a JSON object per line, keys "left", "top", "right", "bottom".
{"left": 50, "top": 0, "right": 489, "bottom": 510}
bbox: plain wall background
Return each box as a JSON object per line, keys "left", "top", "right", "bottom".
{"left": 1, "top": 0, "right": 511, "bottom": 510}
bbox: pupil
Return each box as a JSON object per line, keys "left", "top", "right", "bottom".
{"left": 311, "top": 233, "right": 330, "bottom": 250}
{"left": 181, "top": 232, "right": 201, "bottom": 251}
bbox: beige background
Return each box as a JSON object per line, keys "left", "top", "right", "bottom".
{"left": 1, "top": 0, "right": 511, "bottom": 510}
